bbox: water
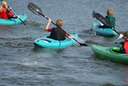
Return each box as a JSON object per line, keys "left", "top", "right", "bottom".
{"left": 0, "top": 0, "right": 128, "bottom": 86}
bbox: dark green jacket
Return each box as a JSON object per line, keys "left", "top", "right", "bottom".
{"left": 106, "top": 16, "right": 116, "bottom": 29}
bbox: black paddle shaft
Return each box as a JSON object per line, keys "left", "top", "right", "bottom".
{"left": 8, "top": 6, "right": 26, "bottom": 25}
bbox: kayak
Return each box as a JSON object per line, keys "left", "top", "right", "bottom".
{"left": 91, "top": 44, "right": 128, "bottom": 64}
{"left": 92, "top": 19, "right": 118, "bottom": 37}
{"left": 34, "top": 33, "right": 80, "bottom": 49}
{"left": 0, "top": 15, "right": 27, "bottom": 26}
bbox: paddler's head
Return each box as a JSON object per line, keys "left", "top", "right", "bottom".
{"left": 2, "top": 1, "right": 8, "bottom": 9}
{"left": 107, "top": 8, "right": 114, "bottom": 16}
{"left": 56, "top": 19, "right": 64, "bottom": 27}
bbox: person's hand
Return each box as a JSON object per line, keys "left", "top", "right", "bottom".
{"left": 100, "top": 22, "right": 104, "bottom": 26}
{"left": 48, "top": 17, "right": 52, "bottom": 23}
{"left": 0, "top": 6, "right": 2, "bottom": 13}
{"left": 68, "top": 35, "right": 74, "bottom": 39}
{"left": 117, "top": 34, "right": 124, "bottom": 40}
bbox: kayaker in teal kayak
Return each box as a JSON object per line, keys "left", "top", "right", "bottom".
{"left": 0, "top": 1, "right": 15, "bottom": 19}
{"left": 99, "top": 8, "right": 116, "bottom": 29}
{"left": 106, "top": 8, "right": 116, "bottom": 29}
{"left": 44, "top": 17, "right": 71, "bottom": 40}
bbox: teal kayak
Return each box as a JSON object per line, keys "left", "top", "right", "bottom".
{"left": 0, "top": 15, "right": 27, "bottom": 26}
{"left": 92, "top": 19, "right": 118, "bottom": 37}
{"left": 34, "top": 33, "right": 80, "bottom": 49}
{"left": 91, "top": 44, "right": 128, "bottom": 64}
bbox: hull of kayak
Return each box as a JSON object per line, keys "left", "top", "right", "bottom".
{"left": 34, "top": 33, "right": 80, "bottom": 49}
{"left": 92, "top": 19, "right": 118, "bottom": 37}
{"left": 0, "top": 15, "right": 27, "bottom": 26}
{"left": 91, "top": 44, "right": 128, "bottom": 64}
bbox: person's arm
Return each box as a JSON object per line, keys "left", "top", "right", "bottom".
{"left": 7, "top": 8, "right": 15, "bottom": 18}
{"left": 44, "top": 17, "right": 52, "bottom": 32}
{"left": 0, "top": 6, "right": 3, "bottom": 13}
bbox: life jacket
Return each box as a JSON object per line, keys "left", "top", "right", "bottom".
{"left": 0, "top": 7, "right": 8, "bottom": 19}
{"left": 124, "top": 39, "right": 128, "bottom": 54}
{"left": 0, "top": 6, "right": 14, "bottom": 19}
{"left": 48, "top": 27, "right": 66, "bottom": 41}
{"left": 106, "top": 16, "right": 116, "bottom": 29}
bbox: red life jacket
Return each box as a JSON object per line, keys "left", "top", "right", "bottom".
{"left": 0, "top": 7, "right": 14, "bottom": 19}
{"left": 0, "top": 8, "right": 8, "bottom": 19}
{"left": 124, "top": 39, "right": 128, "bottom": 54}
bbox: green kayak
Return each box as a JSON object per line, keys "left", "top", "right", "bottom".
{"left": 91, "top": 44, "right": 128, "bottom": 64}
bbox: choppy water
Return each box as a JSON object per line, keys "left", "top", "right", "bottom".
{"left": 0, "top": 0, "right": 128, "bottom": 86}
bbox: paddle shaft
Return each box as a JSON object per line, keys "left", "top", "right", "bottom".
{"left": 113, "top": 28, "right": 120, "bottom": 35}
{"left": 18, "top": 17, "right": 26, "bottom": 25}
{"left": 9, "top": 6, "right": 26, "bottom": 25}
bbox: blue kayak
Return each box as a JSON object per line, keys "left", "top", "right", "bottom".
{"left": 0, "top": 15, "right": 27, "bottom": 26}
{"left": 92, "top": 19, "right": 118, "bottom": 37}
{"left": 34, "top": 33, "right": 80, "bottom": 49}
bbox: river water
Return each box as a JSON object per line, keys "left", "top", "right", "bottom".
{"left": 0, "top": 0, "right": 128, "bottom": 86}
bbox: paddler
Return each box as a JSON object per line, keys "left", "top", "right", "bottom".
{"left": 106, "top": 8, "right": 116, "bottom": 29}
{"left": 44, "top": 17, "right": 72, "bottom": 40}
{"left": 99, "top": 8, "right": 116, "bottom": 29}
{"left": 0, "top": 0, "right": 15, "bottom": 19}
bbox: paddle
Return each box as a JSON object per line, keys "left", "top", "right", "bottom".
{"left": 27, "top": 2, "right": 87, "bottom": 46}
{"left": 8, "top": 6, "right": 26, "bottom": 25}
{"left": 92, "top": 11, "right": 111, "bottom": 27}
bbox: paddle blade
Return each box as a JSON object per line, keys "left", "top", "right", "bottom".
{"left": 28, "top": 2, "right": 43, "bottom": 16}
{"left": 93, "top": 11, "right": 111, "bottom": 27}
